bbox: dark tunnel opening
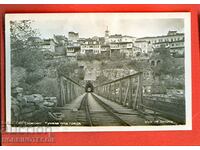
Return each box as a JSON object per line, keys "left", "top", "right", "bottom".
{"left": 85, "top": 81, "right": 94, "bottom": 92}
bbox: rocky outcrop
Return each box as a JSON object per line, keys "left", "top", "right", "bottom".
{"left": 11, "top": 87, "right": 59, "bottom": 123}
{"left": 43, "top": 97, "right": 57, "bottom": 107}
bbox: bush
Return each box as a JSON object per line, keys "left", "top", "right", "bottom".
{"left": 25, "top": 69, "right": 44, "bottom": 84}
{"left": 12, "top": 49, "right": 44, "bottom": 72}
{"left": 110, "top": 51, "right": 125, "bottom": 61}
{"left": 36, "top": 77, "right": 60, "bottom": 98}
{"left": 151, "top": 84, "right": 167, "bottom": 94}
{"left": 11, "top": 67, "right": 26, "bottom": 88}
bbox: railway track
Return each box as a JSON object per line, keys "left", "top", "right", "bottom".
{"left": 77, "top": 93, "right": 92, "bottom": 126}
{"left": 77, "top": 93, "right": 131, "bottom": 126}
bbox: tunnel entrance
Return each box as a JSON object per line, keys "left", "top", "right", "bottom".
{"left": 85, "top": 81, "right": 94, "bottom": 92}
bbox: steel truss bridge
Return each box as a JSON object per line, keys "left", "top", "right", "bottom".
{"left": 56, "top": 72, "right": 185, "bottom": 126}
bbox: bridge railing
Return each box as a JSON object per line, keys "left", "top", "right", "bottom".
{"left": 94, "top": 72, "right": 143, "bottom": 109}
{"left": 141, "top": 95, "right": 185, "bottom": 124}
{"left": 57, "top": 74, "right": 85, "bottom": 107}
{"left": 94, "top": 72, "right": 185, "bottom": 124}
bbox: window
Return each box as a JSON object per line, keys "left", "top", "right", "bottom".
{"left": 151, "top": 61, "right": 155, "bottom": 66}
{"left": 157, "top": 60, "right": 161, "bottom": 65}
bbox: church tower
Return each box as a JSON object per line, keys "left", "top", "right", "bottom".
{"left": 105, "top": 26, "right": 109, "bottom": 44}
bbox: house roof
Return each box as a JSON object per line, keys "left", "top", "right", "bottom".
{"left": 170, "top": 46, "right": 184, "bottom": 49}
{"left": 81, "top": 38, "right": 101, "bottom": 45}
{"left": 122, "top": 35, "right": 135, "bottom": 38}
{"left": 68, "top": 32, "right": 79, "bottom": 35}
{"left": 167, "top": 30, "right": 178, "bottom": 35}
{"left": 101, "top": 44, "right": 110, "bottom": 48}
{"left": 135, "top": 40, "right": 148, "bottom": 43}
{"left": 110, "top": 41, "right": 133, "bottom": 44}
{"left": 42, "top": 39, "right": 56, "bottom": 45}
{"left": 137, "top": 32, "right": 184, "bottom": 41}
{"left": 153, "top": 40, "right": 184, "bottom": 44}
{"left": 109, "top": 34, "right": 122, "bottom": 38}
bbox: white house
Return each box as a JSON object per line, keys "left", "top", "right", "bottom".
{"left": 41, "top": 39, "right": 56, "bottom": 53}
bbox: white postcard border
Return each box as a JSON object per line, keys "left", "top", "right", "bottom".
{"left": 5, "top": 12, "right": 192, "bottom": 132}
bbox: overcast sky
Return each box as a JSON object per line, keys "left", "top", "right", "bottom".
{"left": 7, "top": 13, "right": 185, "bottom": 39}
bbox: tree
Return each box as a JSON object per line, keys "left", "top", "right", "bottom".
{"left": 151, "top": 46, "right": 175, "bottom": 78}
{"left": 149, "top": 46, "right": 183, "bottom": 93}
{"left": 10, "top": 20, "right": 38, "bottom": 51}
{"left": 57, "top": 62, "right": 78, "bottom": 77}
{"left": 10, "top": 20, "right": 44, "bottom": 71}
{"left": 10, "top": 20, "right": 46, "bottom": 94}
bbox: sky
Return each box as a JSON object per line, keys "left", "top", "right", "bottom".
{"left": 6, "top": 13, "right": 185, "bottom": 39}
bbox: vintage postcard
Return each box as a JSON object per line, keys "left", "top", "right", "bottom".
{"left": 5, "top": 13, "right": 191, "bottom": 132}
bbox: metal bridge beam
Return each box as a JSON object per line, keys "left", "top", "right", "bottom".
{"left": 58, "top": 74, "right": 84, "bottom": 107}
{"left": 94, "top": 72, "right": 143, "bottom": 110}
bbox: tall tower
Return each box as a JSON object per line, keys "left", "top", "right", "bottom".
{"left": 105, "top": 26, "right": 109, "bottom": 44}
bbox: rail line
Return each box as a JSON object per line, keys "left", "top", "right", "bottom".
{"left": 78, "top": 93, "right": 93, "bottom": 126}
{"left": 91, "top": 93, "right": 131, "bottom": 126}
{"left": 78, "top": 93, "right": 132, "bottom": 126}
{"left": 84, "top": 93, "right": 93, "bottom": 126}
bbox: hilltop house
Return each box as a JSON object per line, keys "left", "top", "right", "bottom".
{"left": 41, "top": 39, "right": 56, "bottom": 53}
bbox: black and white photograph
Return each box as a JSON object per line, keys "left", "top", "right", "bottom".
{"left": 5, "top": 13, "right": 191, "bottom": 132}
